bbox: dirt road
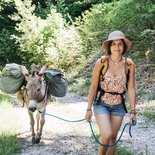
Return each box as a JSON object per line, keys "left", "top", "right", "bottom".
{"left": 12, "top": 93, "right": 155, "bottom": 155}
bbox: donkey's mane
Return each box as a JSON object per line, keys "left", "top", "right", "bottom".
{"left": 30, "top": 63, "right": 41, "bottom": 76}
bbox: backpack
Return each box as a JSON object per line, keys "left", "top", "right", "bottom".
{"left": 44, "top": 68, "right": 68, "bottom": 97}
{"left": 99, "top": 56, "right": 132, "bottom": 82}
{"left": 95, "top": 56, "right": 132, "bottom": 113}
{"left": 0, "top": 63, "right": 25, "bottom": 94}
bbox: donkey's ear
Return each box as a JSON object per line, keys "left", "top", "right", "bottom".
{"left": 19, "top": 65, "right": 29, "bottom": 77}
{"left": 37, "top": 63, "right": 42, "bottom": 69}
{"left": 38, "top": 65, "right": 47, "bottom": 76}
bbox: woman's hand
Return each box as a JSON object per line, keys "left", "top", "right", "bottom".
{"left": 85, "top": 109, "right": 93, "bottom": 122}
{"left": 130, "top": 110, "right": 136, "bottom": 125}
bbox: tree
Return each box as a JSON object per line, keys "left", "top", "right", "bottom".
{"left": 11, "top": 0, "right": 83, "bottom": 71}
{"left": 0, "top": 0, "right": 21, "bottom": 66}
{"left": 77, "top": 0, "right": 155, "bottom": 62}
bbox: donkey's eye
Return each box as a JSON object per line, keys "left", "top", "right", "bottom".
{"left": 37, "top": 89, "right": 40, "bottom": 92}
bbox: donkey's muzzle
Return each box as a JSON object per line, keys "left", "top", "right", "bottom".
{"left": 29, "top": 107, "right": 36, "bottom": 112}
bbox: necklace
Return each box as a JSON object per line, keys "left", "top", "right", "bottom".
{"left": 109, "top": 56, "right": 122, "bottom": 64}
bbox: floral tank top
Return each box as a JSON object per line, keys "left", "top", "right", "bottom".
{"left": 99, "top": 70, "right": 126, "bottom": 105}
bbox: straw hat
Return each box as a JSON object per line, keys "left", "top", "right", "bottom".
{"left": 102, "top": 30, "right": 132, "bottom": 51}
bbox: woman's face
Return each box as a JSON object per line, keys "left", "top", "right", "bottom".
{"left": 110, "top": 39, "right": 124, "bottom": 56}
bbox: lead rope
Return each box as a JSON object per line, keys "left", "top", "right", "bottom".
{"left": 40, "top": 112, "right": 136, "bottom": 147}
{"left": 89, "top": 120, "right": 137, "bottom": 147}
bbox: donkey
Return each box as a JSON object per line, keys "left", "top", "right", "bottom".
{"left": 18, "top": 64, "right": 50, "bottom": 143}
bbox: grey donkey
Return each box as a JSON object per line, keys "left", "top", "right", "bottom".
{"left": 18, "top": 64, "right": 51, "bottom": 143}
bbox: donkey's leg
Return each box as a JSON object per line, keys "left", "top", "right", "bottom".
{"left": 28, "top": 110, "right": 35, "bottom": 143}
{"left": 35, "top": 110, "right": 45, "bottom": 143}
{"left": 36, "top": 111, "right": 40, "bottom": 132}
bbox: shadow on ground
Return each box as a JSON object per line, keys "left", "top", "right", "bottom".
{"left": 16, "top": 131, "right": 97, "bottom": 155}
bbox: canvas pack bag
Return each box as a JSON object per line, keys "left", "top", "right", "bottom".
{"left": 44, "top": 68, "right": 68, "bottom": 97}
{"left": 0, "top": 63, "right": 25, "bottom": 94}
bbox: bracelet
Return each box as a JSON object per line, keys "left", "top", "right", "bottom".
{"left": 130, "top": 110, "right": 136, "bottom": 115}
{"left": 87, "top": 109, "right": 92, "bottom": 111}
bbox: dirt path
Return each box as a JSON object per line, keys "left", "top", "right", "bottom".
{"left": 12, "top": 93, "right": 155, "bottom": 155}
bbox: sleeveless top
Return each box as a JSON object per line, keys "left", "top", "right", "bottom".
{"left": 99, "top": 69, "right": 126, "bottom": 105}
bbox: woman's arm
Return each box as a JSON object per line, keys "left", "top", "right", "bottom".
{"left": 127, "top": 60, "right": 136, "bottom": 123}
{"left": 85, "top": 59, "right": 101, "bottom": 121}
{"left": 87, "top": 59, "right": 101, "bottom": 110}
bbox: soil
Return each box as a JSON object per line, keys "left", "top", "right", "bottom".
{"left": 11, "top": 93, "right": 155, "bottom": 155}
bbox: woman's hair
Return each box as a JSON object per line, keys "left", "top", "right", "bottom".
{"left": 106, "top": 39, "right": 127, "bottom": 55}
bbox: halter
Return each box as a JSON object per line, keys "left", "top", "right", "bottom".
{"left": 24, "top": 81, "right": 48, "bottom": 103}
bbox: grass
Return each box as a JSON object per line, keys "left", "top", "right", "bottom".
{"left": 0, "top": 133, "right": 20, "bottom": 155}
{"left": 0, "top": 93, "right": 20, "bottom": 155}
{"left": 116, "top": 147, "right": 134, "bottom": 155}
{"left": 137, "top": 100, "right": 155, "bottom": 121}
{"left": 0, "top": 93, "right": 13, "bottom": 104}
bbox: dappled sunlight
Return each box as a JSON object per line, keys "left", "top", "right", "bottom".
{"left": 0, "top": 101, "right": 21, "bottom": 134}
{"left": 137, "top": 100, "right": 155, "bottom": 109}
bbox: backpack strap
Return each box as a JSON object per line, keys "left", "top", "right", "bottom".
{"left": 95, "top": 56, "right": 108, "bottom": 104}
{"left": 125, "top": 58, "right": 132, "bottom": 84}
{"left": 100, "top": 56, "right": 108, "bottom": 76}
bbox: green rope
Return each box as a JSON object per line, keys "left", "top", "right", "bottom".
{"left": 89, "top": 121, "right": 136, "bottom": 147}
{"left": 91, "top": 122, "right": 129, "bottom": 147}
{"left": 44, "top": 112, "right": 136, "bottom": 147}
{"left": 45, "top": 112, "right": 85, "bottom": 122}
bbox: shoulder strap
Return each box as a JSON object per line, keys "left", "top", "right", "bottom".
{"left": 95, "top": 56, "right": 108, "bottom": 103}
{"left": 125, "top": 58, "right": 132, "bottom": 83}
{"left": 96, "top": 56, "right": 108, "bottom": 92}
{"left": 100, "top": 56, "right": 108, "bottom": 78}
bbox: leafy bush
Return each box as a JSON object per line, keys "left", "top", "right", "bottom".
{"left": 0, "top": 93, "right": 13, "bottom": 104}
{"left": 10, "top": 0, "right": 84, "bottom": 72}
{"left": 116, "top": 147, "right": 134, "bottom": 155}
{"left": 0, "top": 133, "right": 19, "bottom": 155}
{"left": 76, "top": 0, "right": 155, "bottom": 60}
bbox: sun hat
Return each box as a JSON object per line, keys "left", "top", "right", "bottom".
{"left": 102, "top": 30, "right": 132, "bottom": 51}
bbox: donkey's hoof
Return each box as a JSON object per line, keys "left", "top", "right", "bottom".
{"left": 32, "top": 137, "right": 36, "bottom": 144}
{"left": 35, "top": 137, "right": 41, "bottom": 144}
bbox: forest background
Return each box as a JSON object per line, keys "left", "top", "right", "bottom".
{"left": 0, "top": 0, "right": 155, "bottom": 103}
{"left": 0, "top": 0, "right": 155, "bottom": 154}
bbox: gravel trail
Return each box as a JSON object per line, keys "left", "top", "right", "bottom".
{"left": 11, "top": 93, "right": 155, "bottom": 155}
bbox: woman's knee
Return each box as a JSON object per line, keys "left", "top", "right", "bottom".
{"left": 100, "top": 132, "right": 112, "bottom": 142}
{"left": 110, "top": 133, "right": 118, "bottom": 142}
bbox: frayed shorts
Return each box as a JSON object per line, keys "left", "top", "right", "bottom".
{"left": 93, "top": 101, "right": 126, "bottom": 116}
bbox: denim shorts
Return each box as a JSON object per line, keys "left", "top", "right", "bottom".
{"left": 93, "top": 101, "right": 126, "bottom": 116}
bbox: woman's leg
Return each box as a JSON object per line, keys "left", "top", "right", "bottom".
{"left": 106, "top": 115, "right": 124, "bottom": 155}
{"left": 95, "top": 114, "right": 111, "bottom": 155}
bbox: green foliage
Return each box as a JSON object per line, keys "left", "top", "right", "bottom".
{"left": 138, "top": 100, "right": 155, "bottom": 122}
{"left": 47, "top": 0, "right": 108, "bottom": 22}
{"left": 0, "top": 0, "right": 16, "bottom": 30}
{"left": 69, "top": 77, "right": 90, "bottom": 96}
{"left": 0, "top": 133, "right": 19, "bottom": 155}
{"left": 0, "top": 93, "right": 13, "bottom": 103}
{"left": 76, "top": 2, "right": 114, "bottom": 57}
{"left": 10, "top": 0, "right": 47, "bottom": 65}
{"left": 0, "top": 93, "right": 20, "bottom": 155}
{"left": 116, "top": 147, "right": 134, "bottom": 155}
{"left": 10, "top": 0, "right": 84, "bottom": 71}
{"left": 0, "top": 29, "right": 21, "bottom": 66}
{"left": 0, "top": 0, "right": 22, "bottom": 67}
{"left": 76, "top": 0, "right": 155, "bottom": 60}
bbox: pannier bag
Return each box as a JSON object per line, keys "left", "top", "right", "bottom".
{"left": 44, "top": 68, "right": 68, "bottom": 97}
{"left": 0, "top": 63, "right": 25, "bottom": 94}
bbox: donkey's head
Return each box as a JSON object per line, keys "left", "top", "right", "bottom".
{"left": 20, "top": 65, "right": 47, "bottom": 112}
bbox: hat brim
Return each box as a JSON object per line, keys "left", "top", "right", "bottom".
{"left": 102, "top": 36, "right": 132, "bottom": 51}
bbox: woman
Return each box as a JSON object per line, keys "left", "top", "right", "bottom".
{"left": 85, "top": 30, "right": 136, "bottom": 155}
